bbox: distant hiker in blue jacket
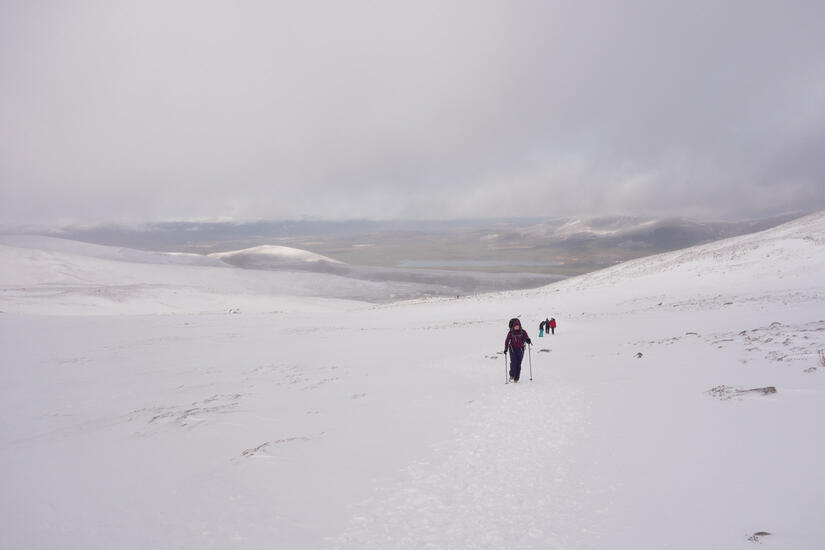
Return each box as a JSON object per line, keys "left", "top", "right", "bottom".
{"left": 505, "top": 318, "right": 532, "bottom": 382}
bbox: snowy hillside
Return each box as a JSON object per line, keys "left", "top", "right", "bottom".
{"left": 1, "top": 212, "right": 824, "bottom": 549}
{"left": 0, "top": 235, "right": 559, "bottom": 309}
{"left": 0, "top": 234, "right": 225, "bottom": 267}
{"left": 0, "top": 236, "right": 381, "bottom": 313}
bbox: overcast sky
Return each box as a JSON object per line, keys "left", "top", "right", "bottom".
{"left": 1, "top": 0, "right": 824, "bottom": 226}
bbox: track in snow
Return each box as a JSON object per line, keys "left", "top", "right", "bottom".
{"left": 328, "top": 381, "right": 605, "bottom": 549}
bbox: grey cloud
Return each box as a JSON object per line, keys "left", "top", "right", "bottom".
{"left": 1, "top": 0, "right": 824, "bottom": 225}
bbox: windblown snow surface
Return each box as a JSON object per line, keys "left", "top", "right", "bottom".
{"left": 1, "top": 212, "right": 824, "bottom": 549}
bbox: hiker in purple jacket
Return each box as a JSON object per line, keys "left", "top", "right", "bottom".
{"left": 504, "top": 318, "right": 532, "bottom": 382}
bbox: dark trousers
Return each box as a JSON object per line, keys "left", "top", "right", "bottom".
{"left": 551, "top": 327, "right": 555, "bottom": 334}
{"left": 509, "top": 346, "right": 524, "bottom": 380}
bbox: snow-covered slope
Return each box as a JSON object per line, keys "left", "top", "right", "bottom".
{"left": 0, "top": 243, "right": 364, "bottom": 314}
{"left": 558, "top": 209, "right": 825, "bottom": 286}
{"left": 0, "top": 237, "right": 464, "bottom": 312}
{"left": 0, "top": 234, "right": 225, "bottom": 267}
{"left": 1, "top": 212, "right": 824, "bottom": 549}
{"left": 0, "top": 235, "right": 562, "bottom": 310}
{"left": 520, "top": 209, "right": 825, "bottom": 319}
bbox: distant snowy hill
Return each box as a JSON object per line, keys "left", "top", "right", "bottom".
{"left": 210, "top": 244, "right": 345, "bottom": 268}
{"left": 1, "top": 211, "right": 823, "bottom": 549}
{"left": 487, "top": 213, "right": 806, "bottom": 254}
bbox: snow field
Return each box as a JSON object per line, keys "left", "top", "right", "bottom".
{"left": 1, "top": 211, "right": 825, "bottom": 549}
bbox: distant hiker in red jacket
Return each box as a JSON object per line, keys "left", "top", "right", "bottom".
{"left": 549, "top": 317, "right": 557, "bottom": 335}
{"left": 505, "top": 318, "right": 532, "bottom": 382}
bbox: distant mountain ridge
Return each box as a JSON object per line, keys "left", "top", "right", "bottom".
{"left": 0, "top": 210, "right": 821, "bottom": 307}
{"left": 488, "top": 214, "right": 802, "bottom": 247}
{"left": 4, "top": 212, "right": 807, "bottom": 277}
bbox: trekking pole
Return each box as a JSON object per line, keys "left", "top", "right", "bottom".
{"left": 528, "top": 344, "right": 533, "bottom": 381}
{"left": 504, "top": 351, "right": 509, "bottom": 384}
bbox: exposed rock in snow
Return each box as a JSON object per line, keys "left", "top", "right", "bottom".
{"left": 706, "top": 385, "right": 778, "bottom": 400}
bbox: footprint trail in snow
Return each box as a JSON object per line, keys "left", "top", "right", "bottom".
{"left": 328, "top": 382, "right": 601, "bottom": 549}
